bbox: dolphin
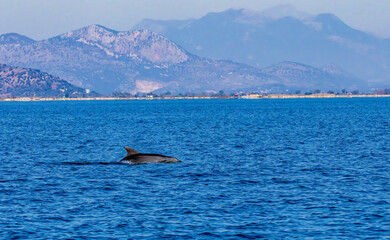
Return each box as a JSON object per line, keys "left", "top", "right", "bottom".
{"left": 120, "top": 146, "right": 181, "bottom": 164}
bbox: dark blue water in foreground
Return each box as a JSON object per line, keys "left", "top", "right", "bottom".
{"left": 1, "top": 98, "right": 389, "bottom": 239}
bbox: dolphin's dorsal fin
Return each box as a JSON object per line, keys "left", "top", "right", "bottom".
{"left": 124, "top": 147, "right": 140, "bottom": 156}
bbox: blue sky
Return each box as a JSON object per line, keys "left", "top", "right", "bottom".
{"left": 1, "top": 0, "right": 389, "bottom": 40}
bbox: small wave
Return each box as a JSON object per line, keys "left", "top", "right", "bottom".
{"left": 60, "top": 162, "right": 121, "bottom": 165}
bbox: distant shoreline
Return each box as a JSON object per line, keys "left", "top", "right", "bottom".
{"left": 1, "top": 94, "right": 390, "bottom": 102}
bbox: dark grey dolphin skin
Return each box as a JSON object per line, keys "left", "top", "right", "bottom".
{"left": 120, "top": 147, "right": 181, "bottom": 164}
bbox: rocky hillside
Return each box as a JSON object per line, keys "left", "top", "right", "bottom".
{"left": 52, "top": 24, "right": 189, "bottom": 64}
{"left": 261, "top": 62, "right": 364, "bottom": 91}
{"left": 0, "top": 64, "right": 100, "bottom": 98}
{"left": 0, "top": 24, "right": 365, "bottom": 94}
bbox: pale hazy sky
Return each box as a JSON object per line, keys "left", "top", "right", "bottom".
{"left": 1, "top": 0, "right": 389, "bottom": 40}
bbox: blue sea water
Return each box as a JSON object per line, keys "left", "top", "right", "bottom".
{"left": 0, "top": 98, "right": 389, "bottom": 239}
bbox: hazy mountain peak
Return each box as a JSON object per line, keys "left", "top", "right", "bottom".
{"left": 200, "top": 8, "right": 246, "bottom": 23}
{"left": 233, "top": 8, "right": 266, "bottom": 24}
{"left": 314, "top": 13, "right": 344, "bottom": 24}
{"left": 207, "top": 5, "right": 311, "bottom": 22}
{"left": 0, "top": 33, "right": 35, "bottom": 45}
{"left": 202, "top": 6, "right": 312, "bottom": 26}
{"left": 311, "top": 13, "right": 373, "bottom": 40}
{"left": 260, "top": 4, "right": 312, "bottom": 20}
{"left": 312, "top": 13, "right": 349, "bottom": 31}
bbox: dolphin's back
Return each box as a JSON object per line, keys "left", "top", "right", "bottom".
{"left": 123, "top": 154, "right": 178, "bottom": 164}
{"left": 121, "top": 147, "right": 180, "bottom": 164}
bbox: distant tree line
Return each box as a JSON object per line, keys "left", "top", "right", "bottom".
{"left": 375, "top": 89, "right": 390, "bottom": 95}
{"left": 111, "top": 88, "right": 390, "bottom": 98}
{"left": 111, "top": 90, "right": 232, "bottom": 98}
{"left": 296, "top": 89, "right": 361, "bottom": 95}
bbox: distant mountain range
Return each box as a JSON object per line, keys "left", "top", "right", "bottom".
{"left": 0, "top": 25, "right": 273, "bottom": 94}
{"left": 0, "top": 64, "right": 99, "bottom": 98}
{"left": 135, "top": 5, "right": 390, "bottom": 88}
{"left": 0, "top": 5, "right": 381, "bottom": 95}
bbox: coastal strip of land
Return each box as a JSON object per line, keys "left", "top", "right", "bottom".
{"left": 1, "top": 94, "right": 390, "bottom": 102}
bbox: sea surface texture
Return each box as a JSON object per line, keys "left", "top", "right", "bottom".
{"left": 0, "top": 99, "right": 389, "bottom": 239}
